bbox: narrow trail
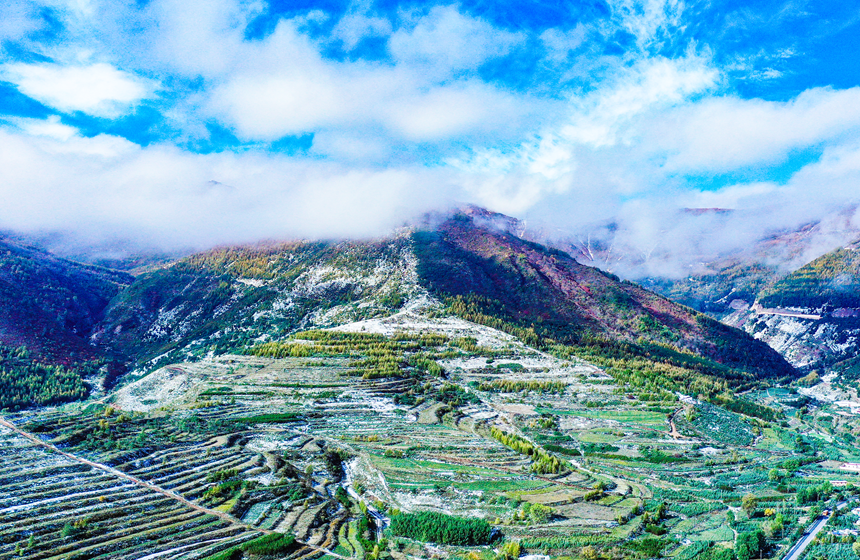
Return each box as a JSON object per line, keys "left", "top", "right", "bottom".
{"left": 668, "top": 417, "right": 685, "bottom": 440}
{"left": 0, "top": 416, "right": 352, "bottom": 560}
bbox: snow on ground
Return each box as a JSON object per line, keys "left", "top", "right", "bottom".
{"left": 113, "top": 364, "right": 206, "bottom": 412}
{"left": 393, "top": 490, "right": 451, "bottom": 513}
{"left": 245, "top": 433, "right": 308, "bottom": 454}
{"left": 332, "top": 307, "right": 519, "bottom": 350}
{"left": 324, "top": 390, "right": 401, "bottom": 417}
{"left": 332, "top": 307, "right": 607, "bottom": 383}
{"left": 799, "top": 373, "right": 845, "bottom": 404}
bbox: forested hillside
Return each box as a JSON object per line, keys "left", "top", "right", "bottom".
{"left": 413, "top": 209, "right": 796, "bottom": 392}
{"left": 0, "top": 237, "right": 131, "bottom": 363}
{"left": 758, "top": 243, "right": 860, "bottom": 309}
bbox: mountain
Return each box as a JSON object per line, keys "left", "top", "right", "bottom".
{"left": 92, "top": 237, "right": 421, "bottom": 366}
{"left": 90, "top": 208, "right": 794, "bottom": 394}
{"left": 0, "top": 237, "right": 132, "bottom": 364}
{"left": 757, "top": 241, "right": 860, "bottom": 309}
{"left": 519, "top": 205, "right": 860, "bottom": 374}
{"left": 413, "top": 208, "right": 795, "bottom": 386}
{"left": 722, "top": 240, "right": 860, "bottom": 371}
{"left": 0, "top": 207, "right": 800, "bottom": 411}
{"left": 636, "top": 220, "right": 860, "bottom": 319}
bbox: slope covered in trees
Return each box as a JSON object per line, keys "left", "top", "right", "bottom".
{"left": 413, "top": 209, "right": 796, "bottom": 389}
{"left": 0, "top": 237, "right": 131, "bottom": 364}
{"left": 95, "top": 238, "right": 418, "bottom": 364}
{"left": 758, "top": 242, "right": 860, "bottom": 309}
{"left": 0, "top": 345, "right": 97, "bottom": 411}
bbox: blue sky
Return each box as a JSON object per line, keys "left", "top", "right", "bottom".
{"left": 1, "top": 0, "right": 860, "bottom": 253}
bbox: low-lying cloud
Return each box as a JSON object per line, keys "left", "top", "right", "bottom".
{"left": 0, "top": 0, "right": 859, "bottom": 274}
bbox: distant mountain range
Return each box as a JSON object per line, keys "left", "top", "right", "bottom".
{"left": 722, "top": 240, "right": 860, "bottom": 372}
{"left": 508, "top": 205, "right": 860, "bottom": 374}
{"left": 10, "top": 201, "right": 860, "bottom": 407}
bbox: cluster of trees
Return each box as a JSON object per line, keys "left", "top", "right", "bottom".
{"left": 0, "top": 345, "right": 92, "bottom": 410}
{"left": 180, "top": 243, "right": 304, "bottom": 279}
{"left": 489, "top": 426, "right": 562, "bottom": 474}
{"left": 389, "top": 511, "right": 494, "bottom": 545}
{"left": 251, "top": 342, "right": 316, "bottom": 358}
{"left": 205, "top": 532, "right": 297, "bottom": 560}
{"left": 437, "top": 383, "right": 480, "bottom": 406}
{"left": 444, "top": 290, "right": 779, "bottom": 399}
{"left": 759, "top": 247, "right": 860, "bottom": 309}
{"left": 207, "top": 469, "right": 239, "bottom": 483}
{"left": 710, "top": 394, "right": 782, "bottom": 422}
{"left": 60, "top": 517, "right": 90, "bottom": 539}
{"left": 203, "top": 478, "right": 244, "bottom": 501}
{"left": 796, "top": 480, "right": 834, "bottom": 504}
{"left": 323, "top": 448, "right": 345, "bottom": 481}
{"left": 250, "top": 330, "right": 450, "bottom": 380}
{"left": 510, "top": 502, "right": 552, "bottom": 524}
{"left": 477, "top": 379, "right": 567, "bottom": 394}
{"left": 734, "top": 529, "right": 766, "bottom": 560}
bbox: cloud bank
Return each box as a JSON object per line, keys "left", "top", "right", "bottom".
{"left": 0, "top": 0, "right": 859, "bottom": 269}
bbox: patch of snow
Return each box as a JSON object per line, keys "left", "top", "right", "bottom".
{"left": 245, "top": 433, "right": 307, "bottom": 453}
{"left": 237, "top": 278, "right": 266, "bottom": 287}
{"left": 113, "top": 365, "right": 197, "bottom": 411}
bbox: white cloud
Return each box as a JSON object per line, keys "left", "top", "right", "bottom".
{"left": 454, "top": 53, "right": 718, "bottom": 190}
{"left": 142, "top": 0, "right": 265, "bottom": 78}
{"left": 649, "top": 86, "right": 860, "bottom": 172}
{"left": 607, "top": 0, "right": 685, "bottom": 50}
{"left": 389, "top": 5, "right": 525, "bottom": 74}
{"left": 0, "top": 124, "right": 454, "bottom": 247}
{"left": 383, "top": 81, "right": 527, "bottom": 141}
{"left": 333, "top": 12, "right": 392, "bottom": 50}
{"left": 0, "top": 1, "right": 42, "bottom": 42}
{"left": 2, "top": 62, "right": 153, "bottom": 117}
{"left": 5, "top": 0, "right": 860, "bottom": 265}
{"left": 684, "top": 181, "right": 779, "bottom": 209}
{"left": 540, "top": 26, "right": 588, "bottom": 62}
{"left": 561, "top": 54, "right": 719, "bottom": 148}
{"left": 11, "top": 115, "right": 79, "bottom": 141}
{"left": 205, "top": 14, "right": 544, "bottom": 147}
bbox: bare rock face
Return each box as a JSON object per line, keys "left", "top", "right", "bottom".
{"left": 725, "top": 303, "right": 860, "bottom": 371}
{"left": 720, "top": 241, "right": 860, "bottom": 372}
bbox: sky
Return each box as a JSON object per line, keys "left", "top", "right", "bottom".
{"left": 2, "top": 0, "right": 860, "bottom": 265}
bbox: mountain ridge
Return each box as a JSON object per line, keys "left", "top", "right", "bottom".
{"left": 0, "top": 208, "right": 799, "bottom": 409}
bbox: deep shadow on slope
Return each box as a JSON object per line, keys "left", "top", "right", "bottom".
{"left": 0, "top": 237, "right": 132, "bottom": 365}
{"left": 412, "top": 211, "right": 796, "bottom": 386}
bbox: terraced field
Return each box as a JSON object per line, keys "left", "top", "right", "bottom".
{"left": 4, "top": 314, "right": 860, "bottom": 560}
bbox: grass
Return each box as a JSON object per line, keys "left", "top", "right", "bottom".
{"left": 542, "top": 408, "right": 668, "bottom": 426}
{"left": 576, "top": 429, "right": 625, "bottom": 444}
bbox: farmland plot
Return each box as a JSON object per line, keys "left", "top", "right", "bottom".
{"left": 4, "top": 314, "right": 860, "bottom": 560}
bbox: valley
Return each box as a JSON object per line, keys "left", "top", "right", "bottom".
{"left": 4, "top": 304, "right": 860, "bottom": 560}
